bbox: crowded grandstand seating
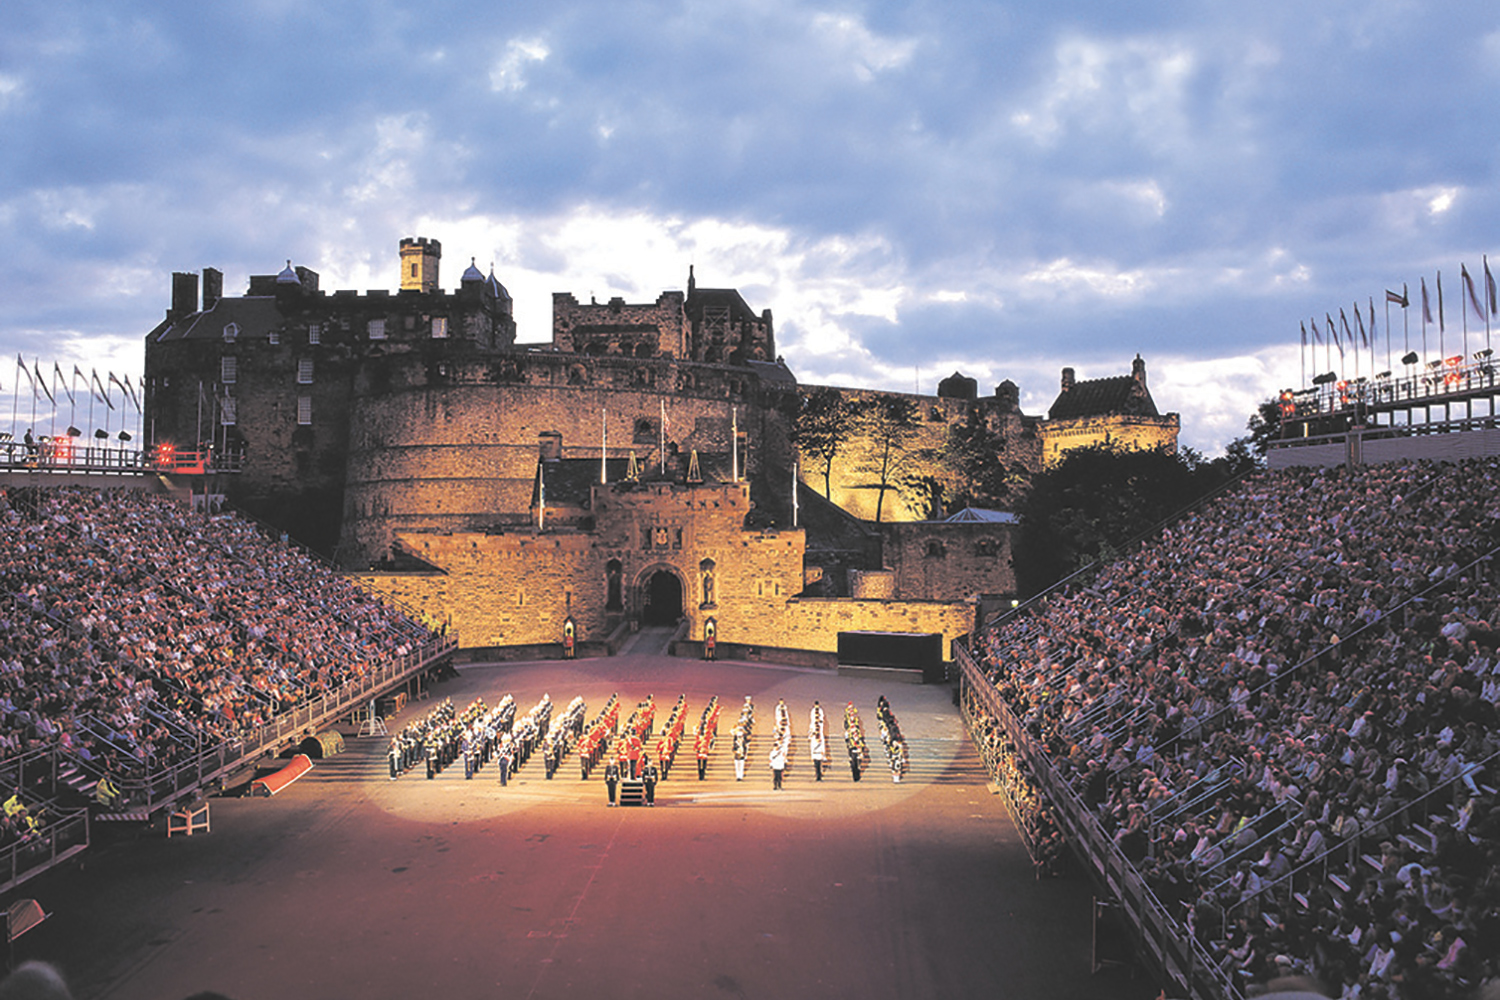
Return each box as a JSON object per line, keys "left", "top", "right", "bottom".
{"left": 968, "top": 458, "right": 1500, "bottom": 999}
{"left": 0, "top": 486, "right": 443, "bottom": 788}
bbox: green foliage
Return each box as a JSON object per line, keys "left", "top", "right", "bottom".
{"left": 1014, "top": 444, "right": 1235, "bottom": 596}
{"left": 940, "top": 415, "right": 1029, "bottom": 515}
{"left": 854, "top": 396, "right": 920, "bottom": 522}
{"left": 790, "top": 387, "right": 864, "bottom": 499}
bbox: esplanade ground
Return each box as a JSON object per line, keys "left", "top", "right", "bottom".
{"left": 17, "top": 648, "right": 1156, "bottom": 1000}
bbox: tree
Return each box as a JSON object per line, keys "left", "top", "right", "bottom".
{"left": 937, "top": 414, "right": 1027, "bottom": 514}
{"left": 1013, "top": 444, "right": 1226, "bottom": 596}
{"left": 853, "top": 396, "right": 921, "bottom": 522}
{"left": 789, "top": 387, "right": 863, "bottom": 499}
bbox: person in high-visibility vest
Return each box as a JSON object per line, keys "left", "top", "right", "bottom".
{"left": 94, "top": 777, "right": 120, "bottom": 807}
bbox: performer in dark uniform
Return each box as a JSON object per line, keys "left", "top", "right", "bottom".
{"left": 642, "top": 755, "right": 659, "bottom": 806}
{"left": 604, "top": 758, "right": 621, "bottom": 806}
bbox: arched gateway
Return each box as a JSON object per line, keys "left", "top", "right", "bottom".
{"left": 640, "top": 568, "right": 684, "bottom": 625}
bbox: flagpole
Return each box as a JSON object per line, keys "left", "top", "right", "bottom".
{"left": 1349, "top": 307, "right": 1359, "bottom": 382}
{"left": 10, "top": 357, "right": 19, "bottom": 451}
{"left": 601, "top": 406, "right": 607, "bottom": 485}
{"left": 731, "top": 406, "right": 738, "bottom": 482}
{"left": 1462, "top": 267, "right": 1471, "bottom": 364}
{"left": 1299, "top": 324, "right": 1306, "bottom": 390}
{"left": 1486, "top": 256, "right": 1495, "bottom": 357}
{"left": 792, "top": 460, "right": 799, "bottom": 529}
{"left": 1438, "top": 271, "right": 1445, "bottom": 366}
{"left": 659, "top": 398, "right": 666, "bottom": 474}
{"left": 1403, "top": 283, "right": 1410, "bottom": 360}
{"left": 29, "top": 359, "right": 37, "bottom": 449}
{"left": 13, "top": 356, "right": 28, "bottom": 458}
{"left": 1421, "top": 280, "right": 1429, "bottom": 369}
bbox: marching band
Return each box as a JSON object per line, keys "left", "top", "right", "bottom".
{"left": 384, "top": 690, "right": 916, "bottom": 800}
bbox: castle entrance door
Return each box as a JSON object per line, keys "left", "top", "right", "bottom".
{"left": 642, "top": 570, "right": 683, "bottom": 625}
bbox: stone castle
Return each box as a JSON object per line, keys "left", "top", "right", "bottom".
{"left": 143, "top": 237, "right": 1178, "bottom": 661}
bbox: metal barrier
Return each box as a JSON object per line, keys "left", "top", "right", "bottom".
{"left": 0, "top": 810, "right": 89, "bottom": 896}
{"left": 956, "top": 642, "right": 1242, "bottom": 1000}
{"left": 68, "top": 635, "right": 457, "bottom": 817}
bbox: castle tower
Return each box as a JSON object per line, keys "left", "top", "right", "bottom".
{"left": 399, "top": 237, "right": 442, "bottom": 293}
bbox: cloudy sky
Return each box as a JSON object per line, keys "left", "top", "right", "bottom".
{"left": 3, "top": 0, "right": 1499, "bottom": 453}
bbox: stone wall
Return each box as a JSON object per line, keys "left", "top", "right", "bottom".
{"left": 354, "top": 478, "right": 976, "bottom": 661}
{"left": 1037, "top": 412, "right": 1181, "bottom": 466}
{"left": 880, "top": 520, "right": 1018, "bottom": 602}
{"left": 803, "top": 386, "right": 1042, "bottom": 523}
{"left": 552, "top": 291, "right": 688, "bottom": 358}
{"left": 338, "top": 353, "right": 798, "bottom": 566}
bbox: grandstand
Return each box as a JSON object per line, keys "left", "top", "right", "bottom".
{"left": 0, "top": 484, "right": 454, "bottom": 893}
{"left": 962, "top": 456, "right": 1500, "bottom": 999}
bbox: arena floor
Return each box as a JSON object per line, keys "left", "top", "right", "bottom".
{"left": 16, "top": 651, "right": 1159, "bottom": 1000}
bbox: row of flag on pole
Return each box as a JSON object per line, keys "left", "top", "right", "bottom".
{"left": 1300, "top": 258, "right": 1496, "bottom": 354}
{"left": 7, "top": 357, "right": 142, "bottom": 412}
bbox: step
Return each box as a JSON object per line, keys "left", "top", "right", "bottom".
{"left": 95, "top": 811, "right": 151, "bottom": 823}
{"left": 618, "top": 780, "right": 646, "bottom": 807}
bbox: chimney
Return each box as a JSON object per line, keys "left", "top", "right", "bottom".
{"left": 170, "top": 272, "right": 199, "bottom": 320}
{"left": 993, "top": 379, "right": 1020, "bottom": 411}
{"left": 202, "top": 268, "right": 223, "bottom": 311}
{"left": 1060, "top": 367, "right": 1075, "bottom": 393}
{"left": 1132, "top": 354, "right": 1147, "bottom": 386}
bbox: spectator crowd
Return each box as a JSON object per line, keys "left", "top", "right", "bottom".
{"left": 0, "top": 486, "right": 442, "bottom": 790}
{"left": 971, "top": 457, "right": 1500, "bottom": 999}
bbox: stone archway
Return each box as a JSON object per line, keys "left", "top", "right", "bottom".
{"left": 640, "top": 568, "right": 684, "bottom": 626}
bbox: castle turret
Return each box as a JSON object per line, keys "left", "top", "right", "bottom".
{"left": 1132, "top": 354, "right": 1147, "bottom": 386}
{"left": 1060, "top": 367, "right": 1075, "bottom": 393}
{"left": 400, "top": 237, "right": 441, "bottom": 293}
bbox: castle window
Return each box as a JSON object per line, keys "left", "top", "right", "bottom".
{"left": 269, "top": 329, "right": 280, "bottom": 345}
{"left": 308, "top": 323, "right": 321, "bottom": 345}
{"left": 297, "top": 359, "right": 314, "bottom": 384}
{"left": 222, "top": 322, "right": 238, "bottom": 342}
{"left": 297, "top": 396, "right": 312, "bottom": 426}
{"left": 925, "top": 541, "right": 946, "bottom": 558}
{"left": 220, "top": 396, "right": 237, "bottom": 425}
{"left": 220, "top": 357, "right": 237, "bottom": 384}
{"left": 432, "top": 317, "right": 448, "bottom": 339}
{"left": 368, "top": 318, "right": 386, "bottom": 341}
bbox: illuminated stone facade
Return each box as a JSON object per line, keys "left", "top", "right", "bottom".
{"left": 143, "top": 237, "right": 1171, "bottom": 659}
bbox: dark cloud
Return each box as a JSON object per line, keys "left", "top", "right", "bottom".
{"left": 3, "top": 0, "right": 1500, "bottom": 452}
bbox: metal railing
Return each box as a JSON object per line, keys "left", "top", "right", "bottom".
{"left": 68, "top": 635, "right": 456, "bottom": 816}
{"left": 0, "top": 809, "right": 89, "bottom": 896}
{"left": 957, "top": 641, "right": 1241, "bottom": 1000}
{"left": 0, "top": 441, "right": 243, "bottom": 475}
